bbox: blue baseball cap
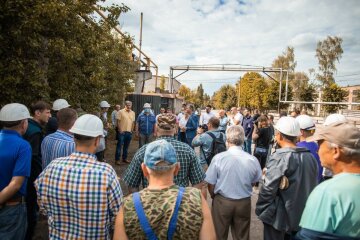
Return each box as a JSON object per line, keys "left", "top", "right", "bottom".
{"left": 144, "top": 140, "right": 177, "bottom": 170}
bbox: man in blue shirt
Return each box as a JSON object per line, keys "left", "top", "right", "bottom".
{"left": 296, "top": 115, "right": 323, "bottom": 182}
{"left": 41, "top": 108, "right": 78, "bottom": 168}
{"left": 181, "top": 104, "right": 198, "bottom": 147}
{"left": 136, "top": 103, "right": 156, "bottom": 148}
{"left": 0, "top": 103, "right": 32, "bottom": 240}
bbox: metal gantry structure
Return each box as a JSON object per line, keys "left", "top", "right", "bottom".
{"left": 169, "top": 64, "right": 360, "bottom": 111}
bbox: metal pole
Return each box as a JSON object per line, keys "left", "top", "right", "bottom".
{"left": 238, "top": 77, "right": 241, "bottom": 107}
{"left": 285, "top": 70, "right": 289, "bottom": 101}
{"left": 138, "top": 12, "right": 143, "bottom": 68}
{"left": 278, "top": 69, "right": 283, "bottom": 113}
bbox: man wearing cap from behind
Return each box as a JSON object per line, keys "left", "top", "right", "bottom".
{"left": 113, "top": 139, "right": 216, "bottom": 240}
{"left": 35, "top": 114, "right": 123, "bottom": 239}
{"left": 46, "top": 99, "right": 71, "bottom": 135}
{"left": 296, "top": 115, "right": 323, "bottom": 182}
{"left": 0, "top": 103, "right": 32, "bottom": 240}
{"left": 297, "top": 122, "right": 360, "bottom": 239}
{"left": 124, "top": 113, "right": 205, "bottom": 193}
{"left": 256, "top": 116, "right": 318, "bottom": 240}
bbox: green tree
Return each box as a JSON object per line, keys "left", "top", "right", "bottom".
{"left": 0, "top": 0, "right": 134, "bottom": 111}
{"left": 237, "top": 72, "right": 267, "bottom": 110}
{"left": 212, "top": 85, "right": 237, "bottom": 110}
{"left": 292, "top": 72, "right": 316, "bottom": 110}
{"left": 316, "top": 36, "right": 343, "bottom": 86}
{"left": 322, "top": 83, "right": 348, "bottom": 113}
{"left": 178, "top": 85, "right": 192, "bottom": 102}
{"left": 272, "top": 46, "right": 297, "bottom": 82}
{"left": 263, "top": 80, "right": 293, "bottom": 110}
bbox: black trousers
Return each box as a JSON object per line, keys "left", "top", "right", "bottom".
{"left": 263, "top": 223, "right": 297, "bottom": 240}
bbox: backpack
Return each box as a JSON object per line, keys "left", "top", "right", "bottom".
{"left": 202, "top": 132, "right": 227, "bottom": 165}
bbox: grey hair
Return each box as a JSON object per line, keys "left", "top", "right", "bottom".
{"left": 125, "top": 101, "right": 132, "bottom": 105}
{"left": 328, "top": 142, "right": 360, "bottom": 158}
{"left": 226, "top": 125, "right": 245, "bottom": 146}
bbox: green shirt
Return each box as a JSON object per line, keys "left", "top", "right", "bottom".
{"left": 300, "top": 173, "right": 360, "bottom": 238}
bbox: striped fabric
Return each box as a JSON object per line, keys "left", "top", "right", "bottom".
{"left": 41, "top": 130, "right": 75, "bottom": 169}
{"left": 35, "top": 152, "right": 123, "bottom": 240}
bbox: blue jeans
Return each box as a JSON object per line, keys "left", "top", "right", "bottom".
{"left": 243, "top": 138, "right": 252, "bottom": 154}
{"left": 115, "top": 131, "right": 132, "bottom": 161}
{"left": 254, "top": 147, "right": 269, "bottom": 169}
{"left": 0, "top": 203, "right": 27, "bottom": 240}
{"left": 139, "top": 133, "right": 153, "bottom": 148}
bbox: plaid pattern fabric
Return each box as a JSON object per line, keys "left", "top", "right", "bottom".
{"left": 35, "top": 152, "right": 123, "bottom": 240}
{"left": 41, "top": 130, "right": 75, "bottom": 169}
{"left": 123, "top": 136, "right": 205, "bottom": 188}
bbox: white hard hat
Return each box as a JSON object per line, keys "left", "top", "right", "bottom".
{"left": 0, "top": 103, "right": 31, "bottom": 121}
{"left": 99, "top": 101, "right": 110, "bottom": 108}
{"left": 296, "top": 115, "right": 315, "bottom": 130}
{"left": 275, "top": 116, "right": 301, "bottom": 137}
{"left": 53, "top": 99, "right": 70, "bottom": 111}
{"left": 324, "top": 114, "right": 347, "bottom": 126}
{"left": 143, "top": 103, "right": 151, "bottom": 108}
{"left": 70, "top": 114, "right": 104, "bottom": 137}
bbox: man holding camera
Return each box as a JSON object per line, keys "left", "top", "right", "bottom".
{"left": 192, "top": 117, "right": 226, "bottom": 168}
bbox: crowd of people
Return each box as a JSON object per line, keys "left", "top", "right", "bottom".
{"left": 0, "top": 99, "right": 359, "bottom": 240}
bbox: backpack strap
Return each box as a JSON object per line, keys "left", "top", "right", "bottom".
{"left": 167, "top": 187, "right": 185, "bottom": 239}
{"left": 132, "top": 192, "right": 158, "bottom": 240}
{"left": 206, "top": 131, "right": 216, "bottom": 140}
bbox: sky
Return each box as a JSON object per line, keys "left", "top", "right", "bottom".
{"left": 104, "top": 0, "right": 360, "bottom": 94}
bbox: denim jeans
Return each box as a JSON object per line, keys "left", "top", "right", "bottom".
{"left": 115, "top": 131, "right": 132, "bottom": 161}
{"left": 243, "top": 137, "right": 252, "bottom": 154}
{"left": 139, "top": 133, "right": 153, "bottom": 148}
{"left": 0, "top": 203, "right": 27, "bottom": 240}
{"left": 254, "top": 147, "right": 269, "bottom": 169}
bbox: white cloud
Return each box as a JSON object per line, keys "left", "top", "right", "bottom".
{"left": 105, "top": 0, "right": 360, "bottom": 92}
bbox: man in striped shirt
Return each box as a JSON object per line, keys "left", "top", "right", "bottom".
{"left": 35, "top": 114, "right": 123, "bottom": 239}
{"left": 41, "top": 108, "right": 78, "bottom": 168}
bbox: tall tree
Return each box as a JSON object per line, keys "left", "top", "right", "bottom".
{"left": 212, "top": 85, "right": 237, "bottom": 110}
{"left": 0, "top": 0, "right": 134, "bottom": 110}
{"left": 178, "top": 85, "right": 192, "bottom": 102}
{"left": 159, "top": 75, "right": 166, "bottom": 92}
{"left": 237, "top": 72, "right": 267, "bottom": 110}
{"left": 322, "top": 83, "right": 348, "bottom": 113}
{"left": 316, "top": 36, "right": 343, "bottom": 86}
{"left": 292, "top": 72, "right": 316, "bottom": 110}
{"left": 272, "top": 46, "right": 297, "bottom": 82}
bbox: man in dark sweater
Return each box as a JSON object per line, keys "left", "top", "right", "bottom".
{"left": 23, "top": 101, "right": 51, "bottom": 239}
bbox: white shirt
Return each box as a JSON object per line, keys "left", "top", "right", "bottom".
{"left": 179, "top": 115, "right": 188, "bottom": 129}
{"left": 205, "top": 146, "right": 262, "bottom": 199}
{"left": 199, "top": 111, "right": 216, "bottom": 125}
{"left": 229, "top": 112, "right": 243, "bottom": 126}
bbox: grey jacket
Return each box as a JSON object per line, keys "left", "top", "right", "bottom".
{"left": 256, "top": 147, "right": 318, "bottom": 232}
{"left": 192, "top": 129, "right": 225, "bottom": 165}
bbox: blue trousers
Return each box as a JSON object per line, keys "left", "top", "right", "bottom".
{"left": 115, "top": 131, "right": 132, "bottom": 161}
{"left": 243, "top": 138, "right": 252, "bottom": 154}
{"left": 0, "top": 203, "right": 27, "bottom": 240}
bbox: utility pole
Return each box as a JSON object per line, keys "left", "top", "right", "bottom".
{"left": 138, "top": 12, "right": 143, "bottom": 68}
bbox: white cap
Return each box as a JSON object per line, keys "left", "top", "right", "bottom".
{"left": 324, "top": 114, "right": 347, "bottom": 126}
{"left": 296, "top": 115, "right": 315, "bottom": 130}
{"left": 70, "top": 114, "right": 104, "bottom": 137}
{"left": 100, "top": 101, "right": 110, "bottom": 108}
{"left": 53, "top": 99, "right": 70, "bottom": 111}
{"left": 143, "top": 103, "right": 151, "bottom": 108}
{"left": 274, "top": 116, "right": 301, "bottom": 137}
{"left": 0, "top": 103, "right": 31, "bottom": 121}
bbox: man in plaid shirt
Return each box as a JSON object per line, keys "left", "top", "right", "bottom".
{"left": 35, "top": 114, "right": 123, "bottom": 240}
{"left": 124, "top": 113, "right": 205, "bottom": 193}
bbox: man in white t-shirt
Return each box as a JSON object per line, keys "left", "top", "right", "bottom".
{"left": 229, "top": 107, "right": 243, "bottom": 126}
{"left": 199, "top": 105, "right": 215, "bottom": 125}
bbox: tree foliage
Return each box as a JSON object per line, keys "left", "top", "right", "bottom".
{"left": 0, "top": 0, "right": 136, "bottom": 111}
{"left": 316, "top": 36, "right": 343, "bottom": 86}
{"left": 159, "top": 75, "right": 166, "bottom": 91}
{"left": 212, "top": 85, "right": 237, "bottom": 110}
{"left": 237, "top": 72, "right": 267, "bottom": 110}
{"left": 322, "top": 83, "right": 348, "bottom": 113}
{"left": 292, "top": 72, "right": 317, "bottom": 110}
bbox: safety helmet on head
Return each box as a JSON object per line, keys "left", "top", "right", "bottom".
{"left": 324, "top": 113, "right": 347, "bottom": 126}
{"left": 0, "top": 103, "right": 30, "bottom": 121}
{"left": 53, "top": 99, "right": 70, "bottom": 111}
{"left": 99, "top": 101, "right": 110, "bottom": 108}
{"left": 143, "top": 103, "right": 151, "bottom": 108}
{"left": 70, "top": 114, "right": 104, "bottom": 137}
{"left": 274, "top": 116, "right": 301, "bottom": 137}
{"left": 296, "top": 115, "right": 315, "bottom": 130}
